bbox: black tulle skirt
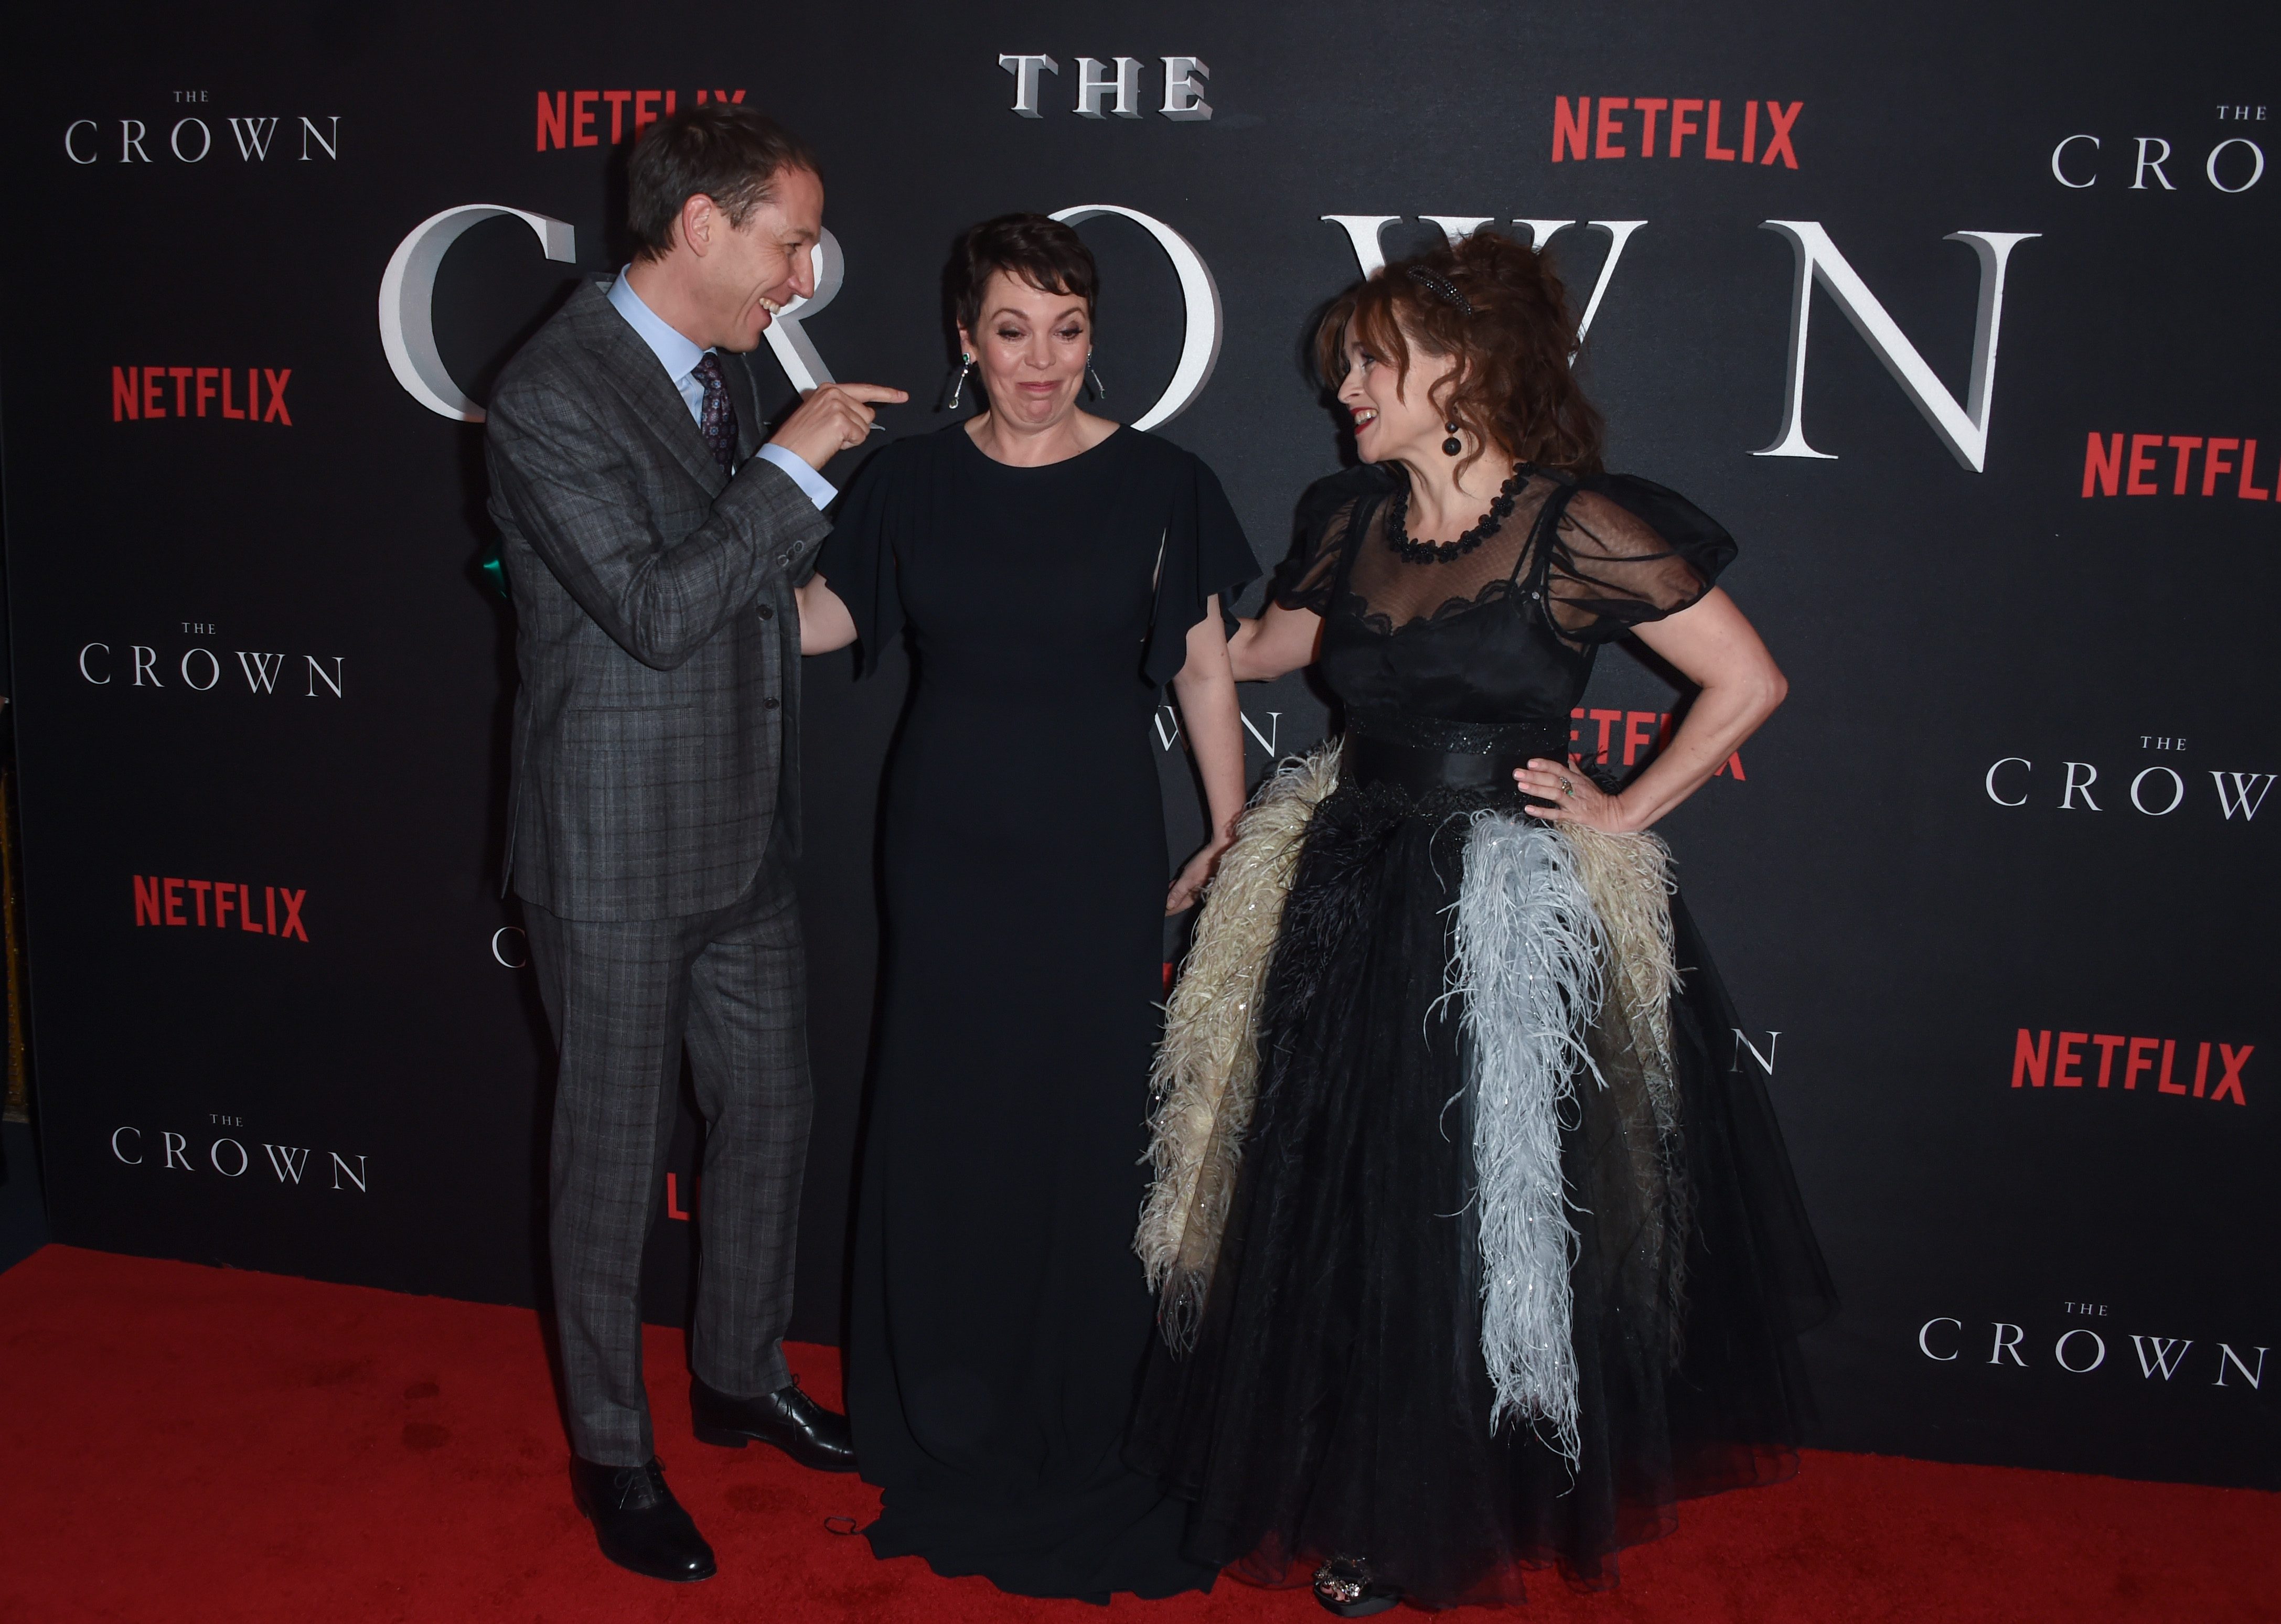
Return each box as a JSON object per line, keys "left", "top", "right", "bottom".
{"left": 1130, "top": 779, "right": 1837, "bottom": 1607}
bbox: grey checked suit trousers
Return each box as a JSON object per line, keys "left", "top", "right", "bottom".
{"left": 485, "top": 280, "right": 831, "bottom": 1466}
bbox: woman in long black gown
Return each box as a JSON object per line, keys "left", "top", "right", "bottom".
{"left": 1131, "top": 233, "right": 1835, "bottom": 1612}
{"left": 797, "top": 214, "right": 1255, "bottom": 1601}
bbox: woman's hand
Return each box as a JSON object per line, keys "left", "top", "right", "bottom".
{"left": 1515, "top": 756, "right": 1635, "bottom": 833}
{"left": 1165, "top": 833, "right": 1235, "bottom": 915}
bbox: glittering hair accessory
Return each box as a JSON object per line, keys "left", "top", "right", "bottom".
{"left": 1407, "top": 265, "right": 1474, "bottom": 316}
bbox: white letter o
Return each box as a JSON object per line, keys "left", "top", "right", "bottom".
{"left": 1050, "top": 204, "right": 1223, "bottom": 430}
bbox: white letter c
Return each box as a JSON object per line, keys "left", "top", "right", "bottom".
{"left": 379, "top": 206, "right": 576, "bottom": 422}
{"left": 1919, "top": 1317, "right": 1962, "bottom": 1360}
{"left": 1985, "top": 758, "right": 2031, "bottom": 806}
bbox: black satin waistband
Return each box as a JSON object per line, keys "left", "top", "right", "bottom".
{"left": 1340, "top": 718, "right": 1568, "bottom": 801}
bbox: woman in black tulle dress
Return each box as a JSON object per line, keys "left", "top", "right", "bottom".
{"left": 1130, "top": 233, "right": 1836, "bottom": 1612}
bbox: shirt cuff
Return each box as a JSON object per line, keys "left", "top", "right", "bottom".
{"left": 751, "top": 442, "right": 838, "bottom": 511}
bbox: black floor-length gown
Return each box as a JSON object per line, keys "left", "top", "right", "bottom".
{"left": 817, "top": 422, "right": 1255, "bottom": 1601}
{"left": 1132, "top": 462, "right": 1837, "bottom": 1607}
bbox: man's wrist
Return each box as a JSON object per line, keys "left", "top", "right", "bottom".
{"left": 751, "top": 442, "right": 838, "bottom": 510}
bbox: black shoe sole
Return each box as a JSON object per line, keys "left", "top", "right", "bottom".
{"left": 1315, "top": 1586, "right": 1402, "bottom": 1617}
{"left": 692, "top": 1418, "right": 860, "bottom": 1473}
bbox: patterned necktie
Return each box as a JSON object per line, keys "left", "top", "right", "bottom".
{"left": 690, "top": 352, "right": 739, "bottom": 478}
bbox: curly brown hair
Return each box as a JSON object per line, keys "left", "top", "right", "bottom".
{"left": 1315, "top": 231, "right": 1605, "bottom": 478}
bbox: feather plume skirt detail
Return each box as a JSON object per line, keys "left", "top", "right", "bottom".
{"left": 1132, "top": 763, "right": 1830, "bottom": 1604}
{"left": 1139, "top": 751, "right": 1686, "bottom": 1460}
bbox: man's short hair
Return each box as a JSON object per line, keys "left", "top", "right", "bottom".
{"left": 626, "top": 104, "right": 818, "bottom": 262}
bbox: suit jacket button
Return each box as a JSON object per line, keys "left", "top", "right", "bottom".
{"left": 757, "top": 604, "right": 774, "bottom": 620}
{"left": 777, "top": 553, "right": 793, "bottom": 568}
{"left": 765, "top": 697, "right": 780, "bottom": 710}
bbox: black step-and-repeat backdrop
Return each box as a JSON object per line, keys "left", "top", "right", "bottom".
{"left": 4, "top": 2, "right": 2273, "bottom": 1489}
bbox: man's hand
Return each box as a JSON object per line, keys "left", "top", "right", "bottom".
{"left": 768, "top": 383, "right": 908, "bottom": 472}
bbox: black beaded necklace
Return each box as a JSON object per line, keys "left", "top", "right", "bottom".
{"left": 1384, "top": 463, "right": 1528, "bottom": 564}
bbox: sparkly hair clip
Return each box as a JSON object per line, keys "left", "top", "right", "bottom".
{"left": 1407, "top": 266, "right": 1474, "bottom": 316}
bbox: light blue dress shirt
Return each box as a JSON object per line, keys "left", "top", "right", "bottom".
{"left": 605, "top": 269, "right": 837, "bottom": 511}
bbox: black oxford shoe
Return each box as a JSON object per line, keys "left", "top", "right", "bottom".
{"left": 570, "top": 1455, "right": 716, "bottom": 1583}
{"left": 691, "top": 1374, "right": 859, "bottom": 1472}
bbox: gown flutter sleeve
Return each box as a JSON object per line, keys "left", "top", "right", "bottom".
{"left": 1140, "top": 448, "right": 1259, "bottom": 689}
{"left": 1541, "top": 473, "right": 1739, "bottom": 643}
{"left": 811, "top": 442, "right": 911, "bottom": 679}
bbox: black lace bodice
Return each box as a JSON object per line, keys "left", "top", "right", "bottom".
{"left": 1270, "top": 464, "right": 1737, "bottom": 730}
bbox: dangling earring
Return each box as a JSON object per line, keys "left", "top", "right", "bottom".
{"left": 943, "top": 353, "right": 974, "bottom": 412}
{"left": 1442, "top": 421, "right": 1463, "bottom": 456}
{"left": 1086, "top": 356, "right": 1108, "bottom": 400}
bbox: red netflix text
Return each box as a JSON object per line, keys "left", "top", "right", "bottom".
{"left": 1569, "top": 707, "right": 1745, "bottom": 779}
{"left": 1552, "top": 97, "right": 1803, "bottom": 167}
{"left": 2011, "top": 1029, "right": 2250, "bottom": 1105}
{"left": 536, "top": 89, "right": 744, "bottom": 150}
{"left": 2081, "top": 432, "right": 2271, "bottom": 499}
{"left": 133, "top": 876, "right": 310, "bottom": 942}
{"left": 111, "top": 367, "right": 291, "bottom": 425}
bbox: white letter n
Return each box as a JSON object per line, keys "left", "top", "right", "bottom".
{"left": 1754, "top": 222, "right": 2039, "bottom": 472}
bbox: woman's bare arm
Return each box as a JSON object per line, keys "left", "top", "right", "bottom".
{"left": 1166, "top": 598, "right": 1247, "bottom": 913}
{"left": 1226, "top": 603, "right": 1324, "bottom": 682}
{"left": 797, "top": 574, "right": 859, "bottom": 655}
{"left": 1514, "top": 588, "right": 1786, "bottom": 832}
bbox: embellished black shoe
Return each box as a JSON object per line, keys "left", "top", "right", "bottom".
{"left": 1314, "top": 1556, "right": 1403, "bottom": 1617}
{"left": 690, "top": 1374, "right": 859, "bottom": 1472}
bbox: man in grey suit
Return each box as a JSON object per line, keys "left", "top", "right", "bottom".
{"left": 485, "top": 103, "right": 903, "bottom": 1583}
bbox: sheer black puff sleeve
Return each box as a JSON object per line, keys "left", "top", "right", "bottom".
{"left": 1542, "top": 474, "right": 1739, "bottom": 646}
{"left": 1269, "top": 465, "right": 1390, "bottom": 615}
{"left": 811, "top": 440, "right": 913, "bottom": 679}
{"left": 1142, "top": 449, "right": 1259, "bottom": 689}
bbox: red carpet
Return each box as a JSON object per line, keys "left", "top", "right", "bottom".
{"left": 0, "top": 1246, "right": 2272, "bottom": 1622}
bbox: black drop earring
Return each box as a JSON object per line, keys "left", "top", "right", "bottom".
{"left": 943, "top": 352, "right": 974, "bottom": 412}
{"left": 1442, "top": 421, "right": 1463, "bottom": 456}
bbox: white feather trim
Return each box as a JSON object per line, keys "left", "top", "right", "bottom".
{"left": 1137, "top": 741, "right": 1341, "bottom": 1348}
{"left": 1451, "top": 812, "right": 1607, "bottom": 1463}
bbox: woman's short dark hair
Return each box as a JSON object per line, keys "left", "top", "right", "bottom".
{"left": 1315, "top": 231, "right": 1606, "bottom": 477}
{"left": 627, "top": 104, "right": 818, "bottom": 262}
{"left": 949, "top": 213, "right": 1099, "bottom": 340}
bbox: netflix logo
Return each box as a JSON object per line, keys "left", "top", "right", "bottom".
{"left": 1570, "top": 707, "right": 1746, "bottom": 779}
{"left": 2010, "top": 1029, "right": 2250, "bottom": 1105}
{"left": 133, "top": 876, "right": 310, "bottom": 942}
{"left": 112, "top": 367, "right": 291, "bottom": 426}
{"left": 1552, "top": 96, "right": 1802, "bottom": 167}
{"left": 2081, "top": 433, "right": 2269, "bottom": 499}
{"left": 535, "top": 89, "right": 743, "bottom": 151}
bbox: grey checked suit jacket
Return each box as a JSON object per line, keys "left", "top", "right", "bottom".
{"left": 486, "top": 279, "right": 832, "bottom": 922}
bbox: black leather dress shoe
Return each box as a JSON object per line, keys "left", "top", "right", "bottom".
{"left": 570, "top": 1455, "right": 716, "bottom": 1583}
{"left": 690, "top": 1374, "right": 859, "bottom": 1472}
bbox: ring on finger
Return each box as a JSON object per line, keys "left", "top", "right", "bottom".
{"left": 1559, "top": 776, "right": 1576, "bottom": 797}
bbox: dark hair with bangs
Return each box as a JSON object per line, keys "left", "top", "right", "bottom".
{"left": 949, "top": 213, "right": 1099, "bottom": 341}
{"left": 627, "top": 103, "right": 818, "bottom": 263}
{"left": 1315, "top": 231, "right": 1605, "bottom": 477}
